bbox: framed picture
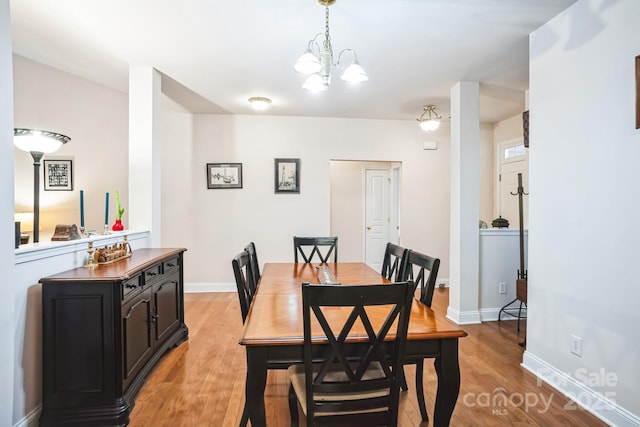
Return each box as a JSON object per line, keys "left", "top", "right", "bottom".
{"left": 44, "top": 159, "right": 73, "bottom": 191}
{"left": 274, "top": 158, "right": 300, "bottom": 194}
{"left": 207, "top": 163, "right": 243, "bottom": 189}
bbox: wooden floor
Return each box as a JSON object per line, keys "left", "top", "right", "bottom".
{"left": 128, "top": 289, "right": 608, "bottom": 427}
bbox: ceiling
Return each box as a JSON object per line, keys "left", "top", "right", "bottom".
{"left": 9, "top": 0, "right": 576, "bottom": 124}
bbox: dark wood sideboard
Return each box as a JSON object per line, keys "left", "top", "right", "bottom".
{"left": 39, "top": 248, "right": 189, "bottom": 427}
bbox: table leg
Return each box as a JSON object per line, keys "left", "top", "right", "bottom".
{"left": 433, "top": 339, "right": 460, "bottom": 427}
{"left": 245, "top": 347, "right": 268, "bottom": 427}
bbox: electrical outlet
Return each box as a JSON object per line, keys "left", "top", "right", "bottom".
{"left": 499, "top": 282, "right": 507, "bottom": 294}
{"left": 570, "top": 335, "right": 582, "bottom": 357}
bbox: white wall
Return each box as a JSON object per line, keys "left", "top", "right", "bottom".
{"left": 525, "top": 0, "right": 640, "bottom": 424}
{"left": 1, "top": 1, "right": 16, "bottom": 425}
{"left": 186, "top": 114, "right": 485, "bottom": 287}
{"left": 13, "top": 55, "right": 129, "bottom": 236}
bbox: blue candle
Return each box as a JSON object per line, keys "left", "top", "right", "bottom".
{"left": 105, "top": 192, "right": 109, "bottom": 225}
{"left": 80, "top": 190, "right": 85, "bottom": 227}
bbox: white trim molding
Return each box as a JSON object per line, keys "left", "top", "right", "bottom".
{"left": 522, "top": 352, "right": 640, "bottom": 427}
{"left": 446, "top": 306, "right": 481, "bottom": 325}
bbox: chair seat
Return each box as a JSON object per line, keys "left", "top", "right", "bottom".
{"left": 288, "top": 362, "right": 390, "bottom": 415}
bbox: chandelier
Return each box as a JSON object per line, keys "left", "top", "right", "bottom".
{"left": 294, "top": 0, "right": 368, "bottom": 92}
{"left": 417, "top": 105, "right": 442, "bottom": 131}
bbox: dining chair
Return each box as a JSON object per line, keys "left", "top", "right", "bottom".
{"left": 244, "top": 241, "right": 260, "bottom": 293}
{"left": 233, "top": 248, "right": 292, "bottom": 427}
{"left": 288, "top": 281, "right": 416, "bottom": 427}
{"left": 399, "top": 249, "right": 441, "bottom": 422}
{"left": 232, "top": 250, "right": 255, "bottom": 323}
{"left": 293, "top": 236, "right": 338, "bottom": 263}
{"left": 381, "top": 242, "right": 409, "bottom": 282}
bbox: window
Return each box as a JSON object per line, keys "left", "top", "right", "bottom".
{"left": 504, "top": 144, "right": 526, "bottom": 159}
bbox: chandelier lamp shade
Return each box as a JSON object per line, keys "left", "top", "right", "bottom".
{"left": 294, "top": 0, "right": 368, "bottom": 92}
{"left": 417, "top": 105, "right": 442, "bottom": 131}
{"left": 13, "top": 128, "right": 70, "bottom": 243}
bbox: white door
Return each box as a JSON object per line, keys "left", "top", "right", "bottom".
{"left": 364, "top": 169, "right": 389, "bottom": 271}
{"left": 497, "top": 139, "right": 528, "bottom": 229}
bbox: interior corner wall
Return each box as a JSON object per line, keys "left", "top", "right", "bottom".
{"left": 493, "top": 113, "right": 524, "bottom": 144}
{"left": 526, "top": 0, "right": 640, "bottom": 421}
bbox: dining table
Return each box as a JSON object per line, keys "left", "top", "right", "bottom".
{"left": 238, "top": 262, "right": 467, "bottom": 427}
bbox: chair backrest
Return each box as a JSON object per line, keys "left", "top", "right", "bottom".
{"left": 381, "top": 242, "right": 408, "bottom": 282}
{"left": 293, "top": 236, "right": 338, "bottom": 263}
{"left": 232, "top": 250, "right": 255, "bottom": 323}
{"left": 244, "top": 241, "right": 260, "bottom": 292}
{"left": 301, "top": 281, "right": 415, "bottom": 426}
{"left": 402, "top": 250, "right": 440, "bottom": 307}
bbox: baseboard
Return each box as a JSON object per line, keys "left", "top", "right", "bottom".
{"left": 184, "top": 282, "right": 235, "bottom": 293}
{"left": 446, "top": 306, "right": 481, "bottom": 325}
{"left": 522, "top": 352, "right": 640, "bottom": 427}
{"left": 480, "top": 306, "right": 527, "bottom": 322}
{"left": 14, "top": 405, "right": 40, "bottom": 427}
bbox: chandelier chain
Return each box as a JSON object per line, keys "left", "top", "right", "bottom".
{"left": 324, "top": 6, "right": 332, "bottom": 53}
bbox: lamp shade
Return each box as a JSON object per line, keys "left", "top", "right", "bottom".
{"left": 419, "top": 119, "right": 441, "bottom": 131}
{"left": 14, "top": 212, "right": 34, "bottom": 232}
{"left": 302, "top": 74, "right": 328, "bottom": 92}
{"left": 294, "top": 50, "right": 323, "bottom": 74}
{"left": 341, "top": 61, "right": 368, "bottom": 83}
{"left": 13, "top": 128, "right": 70, "bottom": 153}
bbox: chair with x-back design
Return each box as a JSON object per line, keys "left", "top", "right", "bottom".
{"left": 381, "top": 242, "right": 409, "bottom": 282}
{"left": 293, "top": 236, "right": 338, "bottom": 263}
{"left": 399, "top": 249, "right": 441, "bottom": 422}
{"left": 287, "top": 281, "right": 416, "bottom": 427}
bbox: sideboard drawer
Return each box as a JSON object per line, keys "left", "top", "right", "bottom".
{"left": 123, "top": 275, "right": 142, "bottom": 300}
{"left": 163, "top": 256, "right": 180, "bottom": 274}
{"left": 144, "top": 263, "right": 163, "bottom": 282}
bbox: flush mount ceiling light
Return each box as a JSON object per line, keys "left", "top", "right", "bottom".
{"left": 248, "top": 96, "right": 272, "bottom": 111}
{"left": 417, "top": 105, "right": 442, "bottom": 131}
{"left": 294, "top": 0, "right": 368, "bottom": 92}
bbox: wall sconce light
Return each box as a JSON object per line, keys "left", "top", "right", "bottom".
{"left": 14, "top": 128, "right": 70, "bottom": 243}
{"left": 417, "top": 105, "right": 442, "bottom": 131}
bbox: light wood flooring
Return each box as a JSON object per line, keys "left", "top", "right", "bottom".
{"left": 128, "top": 289, "right": 608, "bottom": 426}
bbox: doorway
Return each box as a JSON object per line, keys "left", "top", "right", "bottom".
{"left": 496, "top": 138, "right": 528, "bottom": 229}
{"left": 329, "top": 161, "right": 400, "bottom": 269}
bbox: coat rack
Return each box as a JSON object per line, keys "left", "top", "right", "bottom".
{"left": 498, "top": 173, "right": 528, "bottom": 346}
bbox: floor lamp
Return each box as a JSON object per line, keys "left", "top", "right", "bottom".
{"left": 14, "top": 128, "right": 70, "bottom": 243}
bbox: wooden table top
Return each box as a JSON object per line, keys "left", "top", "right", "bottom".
{"left": 240, "top": 262, "right": 467, "bottom": 346}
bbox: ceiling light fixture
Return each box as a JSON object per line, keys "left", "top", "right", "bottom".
{"left": 248, "top": 96, "right": 272, "bottom": 111}
{"left": 14, "top": 128, "right": 70, "bottom": 243}
{"left": 294, "top": 0, "right": 368, "bottom": 92}
{"left": 417, "top": 105, "right": 442, "bottom": 131}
